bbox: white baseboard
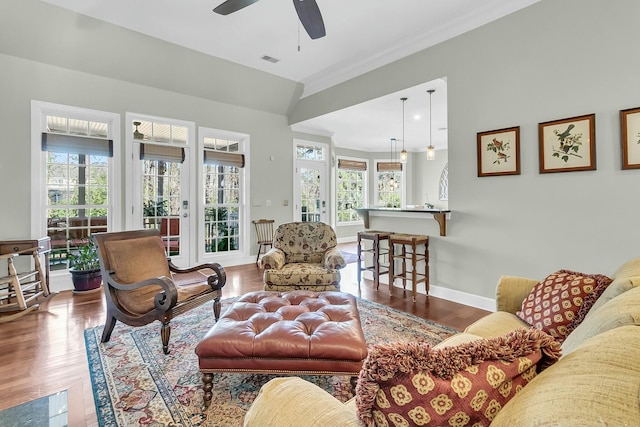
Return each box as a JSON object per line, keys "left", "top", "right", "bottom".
{"left": 360, "top": 271, "right": 495, "bottom": 312}
{"left": 337, "top": 236, "right": 357, "bottom": 244}
{"left": 428, "top": 284, "right": 496, "bottom": 312}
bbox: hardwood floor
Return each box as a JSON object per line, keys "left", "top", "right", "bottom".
{"left": 0, "top": 246, "right": 489, "bottom": 426}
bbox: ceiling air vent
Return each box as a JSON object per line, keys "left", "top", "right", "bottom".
{"left": 261, "top": 55, "right": 280, "bottom": 64}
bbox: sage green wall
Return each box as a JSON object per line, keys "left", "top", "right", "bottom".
{"left": 0, "top": 0, "right": 302, "bottom": 116}
{"left": 0, "top": 53, "right": 295, "bottom": 247}
{"left": 293, "top": 0, "right": 640, "bottom": 302}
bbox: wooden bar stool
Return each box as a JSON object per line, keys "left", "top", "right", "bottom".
{"left": 389, "top": 234, "right": 429, "bottom": 302}
{"left": 357, "top": 230, "right": 390, "bottom": 289}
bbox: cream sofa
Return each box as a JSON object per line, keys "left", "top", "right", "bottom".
{"left": 244, "top": 257, "right": 640, "bottom": 427}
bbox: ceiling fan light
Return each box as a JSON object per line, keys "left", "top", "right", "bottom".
{"left": 427, "top": 145, "right": 436, "bottom": 160}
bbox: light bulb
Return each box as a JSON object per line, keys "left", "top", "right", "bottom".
{"left": 427, "top": 145, "right": 436, "bottom": 161}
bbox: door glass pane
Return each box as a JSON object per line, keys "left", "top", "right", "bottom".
{"left": 46, "top": 140, "right": 109, "bottom": 270}
{"left": 300, "top": 167, "right": 321, "bottom": 222}
{"left": 142, "top": 159, "right": 182, "bottom": 256}
{"left": 203, "top": 164, "right": 241, "bottom": 254}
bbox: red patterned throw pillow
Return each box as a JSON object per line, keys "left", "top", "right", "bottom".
{"left": 356, "top": 328, "right": 561, "bottom": 427}
{"left": 516, "top": 270, "right": 612, "bottom": 342}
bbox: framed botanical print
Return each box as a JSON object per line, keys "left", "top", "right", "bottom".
{"left": 620, "top": 107, "right": 640, "bottom": 169}
{"left": 477, "top": 126, "right": 520, "bottom": 177}
{"left": 538, "top": 114, "right": 595, "bottom": 173}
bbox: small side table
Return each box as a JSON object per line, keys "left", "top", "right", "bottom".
{"left": 389, "top": 234, "right": 429, "bottom": 302}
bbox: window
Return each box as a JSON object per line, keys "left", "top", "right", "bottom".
{"left": 336, "top": 158, "right": 367, "bottom": 223}
{"left": 439, "top": 163, "right": 448, "bottom": 201}
{"left": 201, "top": 131, "right": 246, "bottom": 256}
{"left": 296, "top": 144, "right": 324, "bottom": 160}
{"left": 31, "top": 101, "right": 120, "bottom": 271}
{"left": 375, "top": 160, "right": 403, "bottom": 208}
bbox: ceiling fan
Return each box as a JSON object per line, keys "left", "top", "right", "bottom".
{"left": 213, "top": 0, "right": 326, "bottom": 40}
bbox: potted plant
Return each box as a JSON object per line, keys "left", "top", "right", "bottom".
{"left": 68, "top": 240, "right": 102, "bottom": 293}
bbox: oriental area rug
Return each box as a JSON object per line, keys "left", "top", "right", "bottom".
{"left": 85, "top": 296, "right": 457, "bottom": 427}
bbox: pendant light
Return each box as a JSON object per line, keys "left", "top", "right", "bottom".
{"left": 400, "top": 97, "right": 408, "bottom": 163}
{"left": 426, "top": 89, "right": 436, "bottom": 161}
{"left": 389, "top": 138, "right": 396, "bottom": 189}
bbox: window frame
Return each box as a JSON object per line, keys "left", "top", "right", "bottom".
{"left": 336, "top": 156, "right": 367, "bottom": 225}
{"left": 198, "top": 126, "right": 250, "bottom": 264}
{"left": 30, "top": 100, "right": 121, "bottom": 274}
{"left": 125, "top": 112, "right": 195, "bottom": 265}
{"left": 292, "top": 139, "right": 329, "bottom": 223}
{"left": 374, "top": 159, "right": 406, "bottom": 209}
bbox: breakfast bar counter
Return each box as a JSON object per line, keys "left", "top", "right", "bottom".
{"left": 355, "top": 208, "right": 451, "bottom": 236}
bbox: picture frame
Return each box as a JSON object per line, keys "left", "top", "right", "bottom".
{"left": 620, "top": 107, "right": 640, "bottom": 169}
{"left": 476, "top": 126, "right": 520, "bottom": 177}
{"left": 538, "top": 113, "right": 595, "bottom": 173}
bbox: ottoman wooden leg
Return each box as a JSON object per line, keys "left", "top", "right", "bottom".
{"left": 350, "top": 375, "right": 358, "bottom": 392}
{"left": 213, "top": 296, "right": 221, "bottom": 321}
{"left": 161, "top": 321, "right": 171, "bottom": 355}
{"left": 202, "top": 372, "right": 214, "bottom": 409}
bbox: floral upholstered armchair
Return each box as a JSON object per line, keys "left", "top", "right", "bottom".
{"left": 261, "top": 222, "right": 346, "bottom": 292}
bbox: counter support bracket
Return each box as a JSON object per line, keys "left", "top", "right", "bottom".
{"left": 433, "top": 213, "right": 446, "bottom": 236}
{"left": 359, "top": 210, "right": 370, "bottom": 229}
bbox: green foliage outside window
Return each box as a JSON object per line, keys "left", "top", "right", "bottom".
{"left": 377, "top": 171, "right": 401, "bottom": 208}
{"left": 46, "top": 152, "right": 109, "bottom": 270}
{"left": 337, "top": 169, "right": 365, "bottom": 222}
{"left": 204, "top": 207, "right": 239, "bottom": 252}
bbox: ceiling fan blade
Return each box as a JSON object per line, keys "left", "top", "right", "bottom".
{"left": 213, "top": 0, "right": 260, "bottom": 15}
{"left": 293, "top": 0, "right": 326, "bottom": 39}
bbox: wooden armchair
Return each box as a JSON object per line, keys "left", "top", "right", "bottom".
{"left": 252, "top": 219, "right": 274, "bottom": 266}
{"left": 92, "top": 229, "right": 226, "bottom": 354}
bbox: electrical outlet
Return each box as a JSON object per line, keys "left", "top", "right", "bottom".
{"left": 265, "top": 200, "right": 272, "bottom": 207}
{"left": 283, "top": 200, "right": 289, "bottom": 206}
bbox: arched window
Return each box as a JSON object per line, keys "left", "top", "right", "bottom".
{"left": 439, "top": 163, "right": 448, "bottom": 201}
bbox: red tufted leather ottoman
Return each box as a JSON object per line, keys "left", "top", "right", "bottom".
{"left": 195, "top": 290, "right": 368, "bottom": 408}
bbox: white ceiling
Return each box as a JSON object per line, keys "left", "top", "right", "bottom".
{"left": 293, "top": 78, "right": 449, "bottom": 153}
{"left": 40, "top": 0, "right": 539, "bottom": 152}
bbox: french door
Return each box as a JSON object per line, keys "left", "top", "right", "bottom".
{"left": 293, "top": 141, "right": 328, "bottom": 223}
{"left": 128, "top": 115, "right": 195, "bottom": 267}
